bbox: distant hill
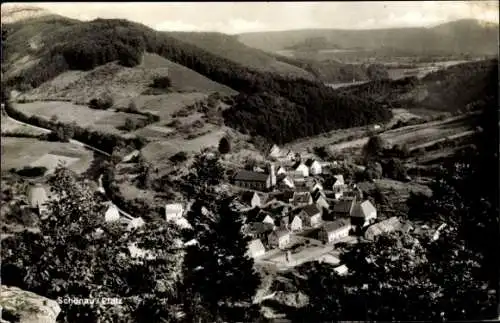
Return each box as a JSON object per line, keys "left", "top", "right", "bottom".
{"left": 238, "top": 19, "right": 499, "bottom": 58}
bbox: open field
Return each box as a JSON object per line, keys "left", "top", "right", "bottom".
{"left": 1, "top": 137, "right": 94, "bottom": 174}
{"left": 288, "top": 113, "right": 478, "bottom": 155}
{"left": 1, "top": 117, "right": 47, "bottom": 136}
{"left": 14, "top": 101, "right": 147, "bottom": 135}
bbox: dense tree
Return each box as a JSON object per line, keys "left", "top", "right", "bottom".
{"left": 183, "top": 199, "right": 261, "bottom": 322}
{"left": 150, "top": 76, "right": 172, "bottom": 89}
{"left": 1, "top": 167, "right": 185, "bottom": 322}
{"left": 218, "top": 137, "right": 231, "bottom": 154}
{"left": 363, "top": 135, "right": 386, "bottom": 161}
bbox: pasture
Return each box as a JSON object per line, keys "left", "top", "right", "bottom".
{"left": 1, "top": 137, "right": 94, "bottom": 175}
{"left": 1, "top": 117, "right": 47, "bottom": 136}
{"left": 14, "top": 101, "right": 147, "bottom": 135}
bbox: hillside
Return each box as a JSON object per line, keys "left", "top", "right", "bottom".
{"left": 337, "top": 59, "right": 499, "bottom": 113}
{"left": 166, "top": 31, "right": 316, "bottom": 80}
{"left": 238, "top": 19, "right": 499, "bottom": 58}
{"left": 2, "top": 17, "right": 393, "bottom": 145}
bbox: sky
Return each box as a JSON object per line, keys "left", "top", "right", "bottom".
{"left": 3, "top": 1, "right": 499, "bottom": 34}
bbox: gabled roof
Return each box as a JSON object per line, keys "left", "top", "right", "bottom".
{"left": 255, "top": 211, "right": 274, "bottom": 223}
{"left": 240, "top": 191, "right": 259, "bottom": 205}
{"left": 302, "top": 204, "right": 321, "bottom": 217}
{"left": 278, "top": 190, "right": 295, "bottom": 202}
{"left": 352, "top": 200, "right": 376, "bottom": 218}
{"left": 245, "top": 222, "right": 274, "bottom": 236}
{"left": 332, "top": 175, "right": 345, "bottom": 186}
{"left": 322, "top": 218, "right": 351, "bottom": 232}
{"left": 248, "top": 239, "right": 265, "bottom": 254}
{"left": 293, "top": 161, "right": 306, "bottom": 169}
{"left": 332, "top": 198, "right": 355, "bottom": 214}
{"left": 234, "top": 170, "right": 269, "bottom": 182}
{"left": 311, "top": 189, "right": 326, "bottom": 201}
{"left": 289, "top": 213, "right": 302, "bottom": 223}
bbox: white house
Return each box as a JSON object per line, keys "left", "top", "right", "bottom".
{"left": 305, "top": 159, "right": 322, "bottom": 175}
{"left": 319, "top": 219, "right": 352, "bottom": 244}
{"left": 240, "top": 191, "right": 261, "bottom": 209}
{"left": 351, "top": 200, "right": 377, "bottom": 227}
{"left": 126, "top": 217, "right": 146, "bottom": 231}
{"left": 332, "top": 174, "right": 346, "bottom": 199}
{"left": 276, "top": 165, "right": 287, "bottom": 176}
{"left": 268, "top": 144, "right": 282, "bottom": 159}
{"left": 27, "top": 184, "right": 49, "bottom": 215}
{"left": 268, "top": 229, "right": 291, "bottom": 249}
{"left": 333, "top": 264, "right": 349, "bottom": 276}
{"left": 247, "top": 239, "right": 266, "bottom": 258}
{"left": 288, "top": 215, "right": 303, "bottom": 232}
{"left": 104, "top": 204, "right": 120, "bottom": 222}
{"left": 293, "top": 161, "right": 309, "bottom": 177}
{"left": 165, "top": 203, "right": 185, "bottom": 221}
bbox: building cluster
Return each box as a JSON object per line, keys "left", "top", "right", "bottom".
{"left": 232, "top": 145, "right": 401, "bottom": 259}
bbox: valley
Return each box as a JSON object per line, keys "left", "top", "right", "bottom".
{"left": 0, "top": 4, "right": 498, "bottom": 323}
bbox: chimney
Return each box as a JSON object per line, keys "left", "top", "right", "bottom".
{"left": 268, "top": 162, "right": 276, "bottom": 187}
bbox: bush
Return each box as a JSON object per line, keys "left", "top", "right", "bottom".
{"left": 88, "top": 94, "right": 113, "bottom": 110}
{"left": 150, "top": 76, "right": 172, "bottom": 89}
{"left": 170, "top": 151, "right": 188, "bottom": 164}
{"left": 218, "top": 137, "right": 231, "bottom": 154}
{"left": 16, "top": 166, "right": 48, "bottom": 177}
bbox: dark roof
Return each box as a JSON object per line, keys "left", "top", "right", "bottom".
{"left": 293, "top": 192, "right": 311, "bottom": 204}
{"left": 240, "top": 191, "right": 258, "bottom": 204}
{"left": 302, "top": 204, "right": 321, "bottom": 216}
{"left": 246, "top": 222, "right": 274, "bottom": 235}
{"left": 292, "top": 161, "right": 305, "bottom": 169}
{"left": 332, "top": 199, "right": 355, "bottom": 214}
{"left": 254, "top": 211, "right": 273, "bottom": 223}
{"left": 323, "top": 218, "right": 351, "bottom": 232}
{"left": 304, "top": 159, "right": 317, "bottom": 167}
{"left": 234, "top": 170, "right": 269, "bottom": 182}
{"left": 312, "top": 189, "right": 326, "bottom": 201}
{"left": 270, "top": 229, "right": 289, "bottom": 239}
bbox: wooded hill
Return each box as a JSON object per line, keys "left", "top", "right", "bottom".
{"left": 2, "top": 17, "right": 393, "bottom": 144}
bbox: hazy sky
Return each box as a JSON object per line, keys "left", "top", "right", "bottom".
{"left": 3, "top": 1, "right": 499, "bottom": 34}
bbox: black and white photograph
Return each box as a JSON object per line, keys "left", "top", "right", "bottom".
{"left": 0, "top": 1, "right": 499, "bottom": 322}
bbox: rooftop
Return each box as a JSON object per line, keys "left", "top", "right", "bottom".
{"left": 332, "top": 198, "right": 355, "bottom": 214}
{"left": 302, "top": 204, "right": 321, "bottom": 216}
{"left": 323, "top": 218, "right": 351, "bottom": 232}
{"left": 234, "top": 170, "right": 269, "bottom": 182}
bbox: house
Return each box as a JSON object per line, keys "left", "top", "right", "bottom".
{"left": 292, "top": 161, "right": 309, "bottom": 177}
{"left": 240, "top": 191, "right": 261, "bottom": 209}
{"left": 104, "top": 203, "right": 120, "bottom": 222}
{"left": 268, "top": 229, "right": 291, "bottom": 249}
{"left": 126, "top": 217, "right": 146, "bottom": 231}
{"left": 319, "top": 219, "right": 352, "bottom": 244}
{"left": 330, "top": 197, "right": 356, "bottom": 219}
{"left": 332, "top": 175, "right": 346, "bottom": 199}
{"left": 305, "top": 159, "right": 322, "bottom": 175}
{"left": 243, "top": 222, "right": 274, "bottom": 242}
{"left": 268, "top": 144, "right": 282, "bottom": 159}
{"left": 254, "top": 211, "right": 275, "bottom": 227}
{"left": 292, "top": 192, "right": 313, "bottom": 207}
{"left": 351, "top": 200, "right": 377, "bottom": 227}
{"left": 299, "top": 204, "right": 322, "bottom": 227}
{"left": 165, "top": 203, "right": 184, "bottom": 221}
{"left": 312, "top": 190, "right": 330, "bottom": 212}
{"left": 233, "top": 168, "right": 275, "bottom": 191}
{"left": 277, "top": 174, "right": 294, "bottom": 190}
{"left": 333, "top": 264, "right": 349, "bottom": 276}
{"left": 247, "top": 239, "right": 266, "bottom": 258}
{"left": 27, "top": 184, "right": 49, "bottom": 215}
{"left": 364, "top": 217, "right": 402, "bottom": 240}
{"left": 287, "top": 214, "right": 303, "bottom": 232}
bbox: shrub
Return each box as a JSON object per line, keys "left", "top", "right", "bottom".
{"left": 16, "top": 166, "right": 48, "bottom": 177}
{"left": 150, "top": 76, "right": 172, "bottom": 89}
{"left": 170, "top": 151, "right": 188, "bottom": 164}
{"left": 218, "top": 137, "right": 231, "bottom": 154}
{"left": 88, "top": 94, "right": 113, "bottom": 110}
